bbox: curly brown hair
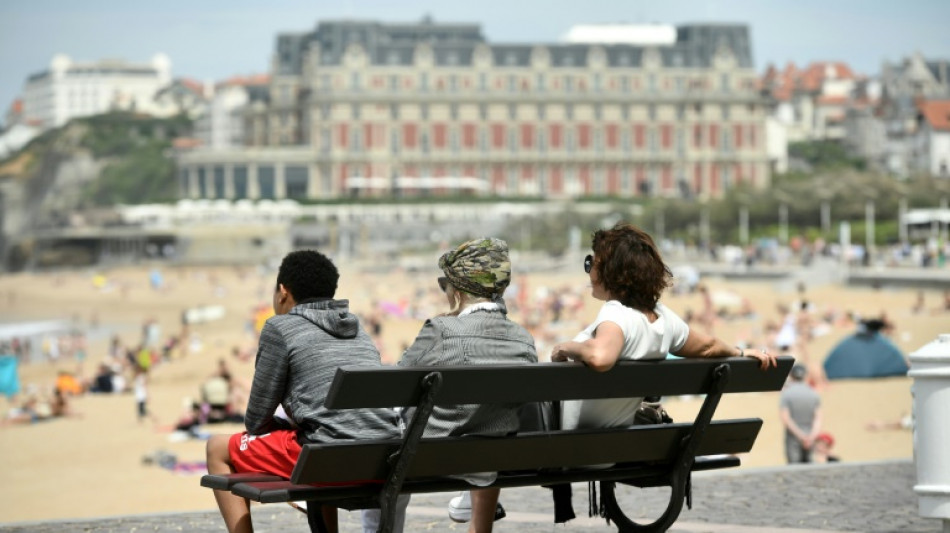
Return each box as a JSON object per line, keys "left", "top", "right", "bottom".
{"left": 591, "top": 222, "right": 672, "bottom": 312}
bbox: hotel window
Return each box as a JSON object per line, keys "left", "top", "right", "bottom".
{"left": 566, "top": 104, "right": 574, "bottom": 120}
{"left": 621, "top": 167, "right": 632, "bottom": 194}
{"left": 285, "top": 166, "right": 309, "bottom": 199}
{"left": 450, "top": 128, "right": 459, "bottom": 152}
{"left": 389, "top": 75, "right": 399, "bottom": 90}
{"left": 321, "top": 74, "right": 331, "bottom": 91}
{"left": 594, "top": 104, "right": 602, "bottom": 121}
{"left": 594, "top": 128, "right": 603, "bottom": 152}
{"left": 352, "top": 104, "right": 360, "bottom": 120}
{"left": 390, "top": 104, "right": 399, "bottom": 120}
{"left": 351, "top": 128, "right": 362, "bottom": 151}
{"left": 536, "top": 73, "right": 545, "bottom": 91}
{"left": 351, "top": 72, "right": 361, "bottom": 91}
{"left": 420, "top": 72, "right": 428, "bottom": 92}
{"left": 213, "top": 166, "right": 226, "bottom": 199}
{"left": 449, "top": 75, "right": 458, "bottom": 92}
{"left": 676, "top": 129, "right": 685, "bottom": 156}
{"left": 508, "top": 104, "right": 517, "bottom": 120}
{"left": 421, "top": 104, "right": 429, "bottom": 120}
{"left": 721, "top": 105, "right": 730, "bottom": 120}
{"left": 593, "top": 73, "right": 602, "bottom": 92}
{"left": 537, "top": 129, "right": 546, "bottom": 152}
{"left": 390, "top": 129, "right": 399, "bottom": 153}
{"left": 566, "top": 129, "right": 576, "bottom": 152}
{"left": 622, "top": 105, "right": 630, "bottom": 121}
{"left": 648, "top": 74, "right": 657, "bottom": 93}
{"left": 538, "top": 167, "right": 548, "bottom": 192}
{"left": 508, "top": 126, "right": 517, "bottom": 152}
{"left": 648, "top": 104, "right": 657, "bottom": 121}
{"left": 450, "top": 103, "right": 459, "bottom": 121}
{"left": 479, "top": 128, "right": 488, "bottom": 152}
{"left": 508, "top": 74, "right": 517, "bottom": 92}
{"left": 421, "top": 132, "right": 429, "bottom": 153}
{"left": 258, "top": 166, "right": 276, "bottom": 199}
{"left": 537, "top": 104, "right": 546, "bottom": 120}
{"left": 622, "top": 129, "right": 631, "bottom": 150}
{"left": 648, "top": 128, "right": 658, "bottom": 153}
{"left": 320, "top": 127, "right": 330, "bottom": 153}
{"left": 593, "top": 167, "right": 606, "bottom": 194}
{"left": 507, "top": 166, "right": 518, "bottom": 192}
{"left": 479, "top": 72, "right": 488, "bottom": 91}
{"left": 479, "top": 103, "right": 488, "bottom": 121}
{"left": 564, "top": 76, "right": 574, "bottom": 93}
{"left": 721, "top": 73, "right": 730, "bottom": 93}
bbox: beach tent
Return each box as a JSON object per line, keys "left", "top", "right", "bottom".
{"left": 0, "top": 355, "right": 20, "bottom": 398}
{"left": 823, "top": 332, "right": 909, "bottom": 379}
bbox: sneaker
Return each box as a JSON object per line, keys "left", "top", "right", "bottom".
{"left": 447, "top": 492, "right": 506, "bottom": 523}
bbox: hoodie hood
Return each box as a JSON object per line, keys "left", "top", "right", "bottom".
{"left": 289, "top": 299, "right": 359, "bottom": 339}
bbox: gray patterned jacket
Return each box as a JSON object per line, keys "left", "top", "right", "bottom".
{"left": 399, "top": 307, "right": 537, "bottom": 437}
{"left": 245, "top": 299, "right": 401, "bottom": 444}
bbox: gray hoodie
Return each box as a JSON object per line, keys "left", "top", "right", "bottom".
{"left": 244, "top": 299, "right": 400, "bottom": 443}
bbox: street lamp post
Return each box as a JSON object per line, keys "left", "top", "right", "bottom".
{"left": 866, "top": 199, "right": 876, "bottom": 255}
{"left": 739, "top": 206, "right": 749, "bottom": 246}
{"left": 779, "top": 203, "right": 789, "bottom": 245}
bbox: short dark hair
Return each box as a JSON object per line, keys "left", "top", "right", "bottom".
{"left": 276, "top": 250, "right": 338, "bottom": 301}
{"left": 591, "top": 222, "right": 671, "bottom": 312}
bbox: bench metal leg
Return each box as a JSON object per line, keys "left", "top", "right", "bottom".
{"left": 306, "top": 502, "right": 330, "bottom": 533}
{"left": 377, "top": 371, "right": 444, "bottom": 533}
{"left": 601, "top": 363, "right": 732, "bottom": 532}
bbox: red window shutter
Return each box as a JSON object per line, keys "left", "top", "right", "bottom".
{"left": 549, "top": 124, "right": 562, "bottom": 148}
{"left": 734, "top": 124, "right": 743, "bottom": 149}
{"left": 403, "top": 124, "right": 417, "bottom": 149}
{"left": 492, "top": 165, "right": 505, "bottom": 191}
{"left": 661, "top": 125, "right": 672, "bottom": 149}
{"left": 579, "top": 165, "right": 591, "bottom": 192}
{"left": 711, "top": 165, "right": 720, "bottom": 194}
{"left": 749, "top": 124, "right": 757, "bottom": 148}
{"left": 635, "top": 166, "right": 646, "bottom": 194}
{"left": 607, "top": 166, "right": 619, "bottom": 193}
{"left": 693, "top": 163, "right": 703, "bottom": 194}
{"left": 364, "top": 123, "right": 373, "bottom": 149}
{"left": 521, "top": 124, "right": 534, "bottom": 148}
{"left": 693, "top": 124, "right": 703, "bottom": 148}
{"left": 735, "top": 164, "right": 744, "bottom": 184}
{"left": 492, "top": 124, "right": 505, "bottom": 149}
{"left": 634, "top": 124, "right": 645, "bottom": 148}
{"left": 551, "top": 166, "right": 563, "bottom": 193}
{"left": 606, "top": 125, "right": 619, "bottom": 148}
{"left": 463, "top": 124, "right": 476, "bottom": 148}
{"left": 662, "top": 166, "right": 673, "bottom": 191}
{"left": 337, "top": 124, "right": 348, "bottom": 149}
{"left": 579, "top": 124, "right": 591, "bottom": 149}
{"left": 709, "top": 125, "right": 719, "bottom": 148}
{"left": 433, "top": 123, "right": 447, "bottom": 148}
{"left": 338, "top": 164, "right": 347, "bottom": 189}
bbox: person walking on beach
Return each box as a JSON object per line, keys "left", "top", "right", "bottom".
{"left": 779, "top": 364, "right": 822, "bottom": 463}
{"left": 205, "top": 250, "right": 401, "bottom": 533}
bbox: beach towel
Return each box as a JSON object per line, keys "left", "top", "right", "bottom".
{"left": 0, "top": 355, "right": 20, "bottom": 398}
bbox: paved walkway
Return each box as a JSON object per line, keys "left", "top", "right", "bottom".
{"left": 1, "top": 460, "right": 941, "bottom": 533}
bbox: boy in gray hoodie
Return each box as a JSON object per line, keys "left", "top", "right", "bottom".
{"left": 207, "top": 250, "right": 401, "bottom": 533}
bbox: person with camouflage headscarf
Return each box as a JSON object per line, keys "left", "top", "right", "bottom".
{"left": 362, "top": 237, "right": 536, "bottom": 533}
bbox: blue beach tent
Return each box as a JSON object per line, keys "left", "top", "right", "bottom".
{"left": 823, "top": 331, "right": 908, "bottom": 379}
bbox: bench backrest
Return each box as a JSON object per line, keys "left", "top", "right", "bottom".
{"left": 325, "top": 356, "right": 794, "bottom": 409}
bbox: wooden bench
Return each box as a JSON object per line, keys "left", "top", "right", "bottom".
{"left": 202, "top": 355, "right": 793, "bottom": 532}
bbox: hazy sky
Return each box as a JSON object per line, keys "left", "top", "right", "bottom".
{"left": 1, "top": 0, "right": 949, "bottom": 115}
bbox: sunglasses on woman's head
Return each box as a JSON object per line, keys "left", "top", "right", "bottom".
{"left": 437, "top": 276, "right": 449, "bottom": 292}
{"left": 584, "top": 255, "right": 593, "bottom": 274}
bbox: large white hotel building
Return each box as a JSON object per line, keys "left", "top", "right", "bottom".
{"left": 176, "top": 18, "right": 770, "bottom": 201}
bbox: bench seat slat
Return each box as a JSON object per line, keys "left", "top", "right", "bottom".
{"left": 230, "top": 455, "right": 741, "bottom": 504}
{"left": 200, "top": 472, "right": 286, "bottom": 490}
{"left": 325, "top": 357, "right": 793, "bottom": 409}
{"left": 290, "top": 419, "right": 760, "bottom": 484}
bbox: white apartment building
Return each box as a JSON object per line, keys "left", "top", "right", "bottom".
{"left": 914, "top": 100, "right": 950, "bottom": 177}
{"left": 21, "top": 54, "right": 172, "bottom": 130}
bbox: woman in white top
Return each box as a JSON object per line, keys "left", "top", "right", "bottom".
{"left": 551, "top": 222, "right": 776, "bottom": 431}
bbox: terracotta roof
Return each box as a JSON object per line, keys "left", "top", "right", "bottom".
{"left": 219, "top": 74, "right": 271, "bottom": 88}
{"left": 172, "top": 137, "right": 203, "bottom": 150}
{"left": 179, "top": 78, "right": 206, "bottom": 95}
{"left": 817, "top": 95, "right": 849, "bottom": 105}
{"left": 799, "top": 62, "right": 857, "bottom": 91}
{"left": 918, "top": 100, "right": 950, "bottom": 131}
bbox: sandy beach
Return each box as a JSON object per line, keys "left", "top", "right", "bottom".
{"left": 0, "top": 260, "right": 943, "bottom": 523}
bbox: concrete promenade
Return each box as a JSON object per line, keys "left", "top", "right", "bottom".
{"left": 1, "top": 459, "right": 940, "bottom": 533}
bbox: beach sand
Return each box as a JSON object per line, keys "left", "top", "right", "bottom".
{"left": 0, "top": 262, "right": 942, "bottom": 523}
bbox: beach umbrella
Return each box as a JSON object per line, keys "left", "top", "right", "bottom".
{"left": 823, "top": 331, "right": 909, "bottom": 379}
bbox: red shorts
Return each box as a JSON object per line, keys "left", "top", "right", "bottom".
{"left": 228, "top": 429, "right": 302, "bottom": 479}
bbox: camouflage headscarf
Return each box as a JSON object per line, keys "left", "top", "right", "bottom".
{"left": 438, "top": 238, "right": 511, "bottom": 300}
